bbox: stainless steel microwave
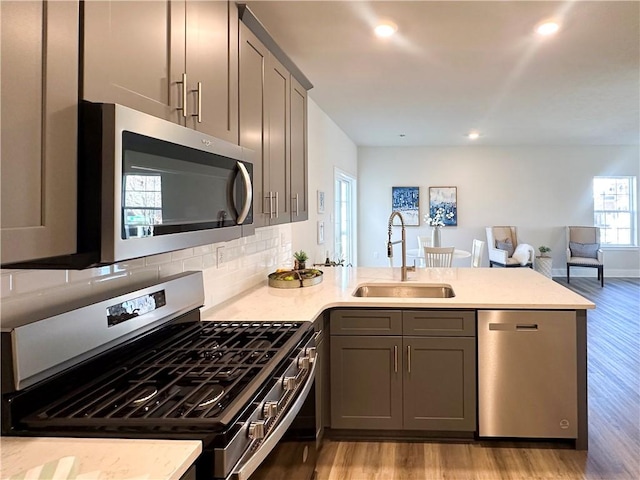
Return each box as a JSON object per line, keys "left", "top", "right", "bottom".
{"left": 74, "top": 102, "right": 255, "bottom": 267}
{"left": 4, "top": 102, "right": 254, "bottom": 270}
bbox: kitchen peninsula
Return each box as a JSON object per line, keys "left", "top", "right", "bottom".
{"left": 203, "top": 267, "right": 593, "bottom": 451}
{"left": 202, "top": 267, "right": 595, "bottom": 321}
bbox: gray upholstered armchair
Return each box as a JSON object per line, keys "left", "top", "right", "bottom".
{"left": 485, "top": 226, "right": 534, "bottom": 268}
{"left": 566, "top": 226, "right": 604, "bottom": 287}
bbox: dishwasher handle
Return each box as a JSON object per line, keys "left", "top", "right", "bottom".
{"left": 488, "top": 323, "right": 539, "bottom": 331}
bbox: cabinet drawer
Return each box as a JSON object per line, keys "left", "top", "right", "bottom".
{"left": 403, "top": 310, "right": 476, "bottom": 337}
{"left": 330, "top": 309, "right": 402, "bottom": 336}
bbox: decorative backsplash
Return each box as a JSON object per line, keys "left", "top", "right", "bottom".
{"left": 0, "top": 225, "right": 293, "bottom": 324}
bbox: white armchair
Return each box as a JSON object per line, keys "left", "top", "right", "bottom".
{"left": 485, "top": 226, "right": 534, "bottom": 268}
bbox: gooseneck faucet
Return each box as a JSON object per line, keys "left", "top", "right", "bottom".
{"left": 387, "top": 211, "right": 415, "bottom": 281}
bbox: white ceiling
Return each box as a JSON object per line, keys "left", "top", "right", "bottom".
{"left": 245, "top": 1, "right": 640, "bottom": 147}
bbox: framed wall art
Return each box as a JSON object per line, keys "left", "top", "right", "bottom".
{"left": 391, "top": 186, "right": 420, "bottom": 226}
{"left": 428, "top": 186, "right": 457, "bottom": 226}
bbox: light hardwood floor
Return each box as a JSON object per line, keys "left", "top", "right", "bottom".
{"left": 317, "top": 277, "right": 640, "bottom": 480}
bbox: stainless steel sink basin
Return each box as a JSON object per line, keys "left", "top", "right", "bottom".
{"left": 352, "top": 283, "right": 455, "bottom": 298}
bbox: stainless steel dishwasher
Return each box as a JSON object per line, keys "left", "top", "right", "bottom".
{"left": 478, "top": 310, "right": 578, "bottom": 439}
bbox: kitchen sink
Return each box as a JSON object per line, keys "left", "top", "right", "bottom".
{"left": 352, "top": 283, "right": 455, "bottom": 298}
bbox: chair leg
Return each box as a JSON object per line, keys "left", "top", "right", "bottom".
{"left": 600, "top": 266, "right": 604, "bottom": 287}
{"left": 566, "top": 264, "right": 570, "bottom": 283}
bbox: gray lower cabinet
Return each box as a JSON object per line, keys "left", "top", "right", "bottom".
{"left": 1, "top": 0, "right": 79, "bottom": 265}
{"left": 330, "top": 309, "right": 476, "bottom": 432}
{"left": 403, "top": 336, "right": 476, "bottom": 431}
{"left": 330, "top": 335, "right": 403, "bottom": 430}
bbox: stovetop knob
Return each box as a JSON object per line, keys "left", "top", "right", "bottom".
{"left": 249, "top": 421, "right": 266, "bottom": 440}
{"left": 283, "top": 376, "right": 297, "bottom": 391}
{"left": 263, "top": 401, "right": 278, "bottom": 418}
{"left": 297, "top": 355, "right": 310, "bottom": 370}
{"left": 305, "top": 347, "right": 317, "bottom": 363}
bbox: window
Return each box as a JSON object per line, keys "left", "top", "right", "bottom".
{"left": 334, "top": 169, "right": 357, "bottom": 266}
{"left": 593, "top": 176, "right": 637, "bottom": 246}
{"left": 123, "top": 174, "right": 163, "bottom": 227}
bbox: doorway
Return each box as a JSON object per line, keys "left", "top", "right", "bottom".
{"left": 334, "top": 168, "right": 357, "bottom": 266}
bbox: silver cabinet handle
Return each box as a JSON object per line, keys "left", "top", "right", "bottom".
{"left": 265, "top": 192, "right": 274, "bottom": 219}
{"left": 191, "top": 81, "right": 202, "bottom": 123}
{"left": 407, "top": 345, "right": 411, "bottom": 373}
{"left": 177, "top": 73, "right": 188, "bottom": 118}
{"left": 275, "top": 191, "right": 279, "bottom": 218}
{"left": 236, "top": 162, "right": 252, "bottom": 224}
{"left": 292, "top": 193, "right": 299, "bottom": 217}
{"left": 394, "top": 345, "right": 398, "bottom": 373}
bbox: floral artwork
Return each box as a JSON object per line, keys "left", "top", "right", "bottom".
{"left": 391, "top": 186, "right": 420, "bottom": 226}
{"left": 428, "top": 187, "right": 457, "bottom": 226}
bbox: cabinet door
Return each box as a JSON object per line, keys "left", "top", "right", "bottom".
{"left": 330, "top": 335, "right": 402, "bottom": 430}
{"left": 185, "top": 0, "right": 238, "bottom": 143}
{"left": 265, "top": 55, "right": 290, "bottom": 225}
{"left": 239, "top": 23, "right": 268, "bottom": 227}
{"left": 289, "top": 76, "right": 308, "bottom": 222}
{"left": 83, "top": 0, "right": 185, "bottom": 123}
{"left": 1, "top": 1, "right": 78, "bottom": 264}
{"left": 403, "top": 336, "right": 476, "bottom": 431}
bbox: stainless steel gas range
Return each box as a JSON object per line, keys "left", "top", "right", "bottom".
{"left": 1, "top": 272, "right": 318, "bottom": 480}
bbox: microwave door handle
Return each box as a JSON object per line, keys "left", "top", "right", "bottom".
{"left": 236, "top": 161, "right": 252, "bottom": 224}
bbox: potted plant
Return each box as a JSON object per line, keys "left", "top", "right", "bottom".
{"left": 538, "top": 245, "right": 551, "bottom": 257}
{"left": 293, "top": 250, "right": 308, "bottom": 270}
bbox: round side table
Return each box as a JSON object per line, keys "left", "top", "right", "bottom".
{"left": 535, "top": 256, "right": 552, "bottom": 278}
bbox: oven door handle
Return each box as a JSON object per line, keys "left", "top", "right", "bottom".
{"left": 230, "top": 358, "right": 317, "bottom": 480}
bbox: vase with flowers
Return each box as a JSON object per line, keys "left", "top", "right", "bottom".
{"left": 424, "top": 208, "right": 454, "bottom": 247}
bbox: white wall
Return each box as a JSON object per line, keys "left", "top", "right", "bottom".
{"left": 358, "top": 145, "right": 640, "bottom": 277}
{"left": 291, "top": 98, "right": 358, "bottom": 265}
{"left": 0, "top": 98, "right": 358, "bottom": 324}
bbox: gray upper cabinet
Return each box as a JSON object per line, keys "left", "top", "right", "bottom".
{"left": 239, "top": 23, "right": 268, "bottom": 227}
{"left": 238, "top": 9, "right": 311, "bottom": 227}
{"left": 290, "top": 76, "right": 308, "bottom": 222}
{"left": 265, "top": 55, "right": 291, "bottom": 225}
{"left": 83, "top": 0, "right": 238, "bottom": 142}
{"left": 184, "top": 0, "right": 238, "bottom": 142}
{"left": 1, "top": 0, "right": 79, "bottom": 265}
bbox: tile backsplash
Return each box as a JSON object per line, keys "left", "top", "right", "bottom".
{"left": 0, "top": 224, "right": 293, "bottom": 324}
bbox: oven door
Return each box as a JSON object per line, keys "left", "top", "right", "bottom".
{"left": 229, "top": 357, "right": 317, "bottom": 480}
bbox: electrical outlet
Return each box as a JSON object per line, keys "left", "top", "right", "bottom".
{"left": 216, "top": 247, "right": 225, "bottom": 267}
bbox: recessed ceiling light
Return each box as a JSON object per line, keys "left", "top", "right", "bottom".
{"left": 374, "top": 22, "right": 397, "bottom": 38}
{"left": 467, "top": 131, "right": 481, "bottom": 140}
{"left": 536, "top": 21, "right": 560, "bottom": 36}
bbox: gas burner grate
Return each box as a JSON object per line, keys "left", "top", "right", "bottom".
{"left": 22, "top": 321, "right": 308, "bottom": 429}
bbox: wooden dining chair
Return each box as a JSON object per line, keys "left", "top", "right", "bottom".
{"left": 423, "top": 246, "right": 455, "bottom": 267}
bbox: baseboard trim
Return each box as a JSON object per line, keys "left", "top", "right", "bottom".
{"left": 551, "top": 268, "right": 639, "bottom": 278}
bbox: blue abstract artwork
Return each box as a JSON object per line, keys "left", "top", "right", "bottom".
{"left": 429, "top": 186, "right": 458, "bottom": 226}
{"left": 391, "top": 186, "right": 420, "bottom": 226}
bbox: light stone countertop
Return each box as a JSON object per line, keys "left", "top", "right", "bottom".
{"left": 202, "top": 267, "right": 595, "bottom": 321}
{"left": 0, "top": 437, "right": 202, "bottom": 480}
